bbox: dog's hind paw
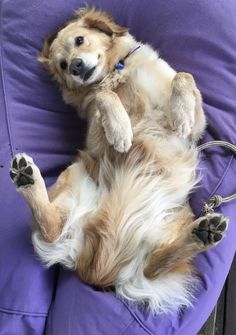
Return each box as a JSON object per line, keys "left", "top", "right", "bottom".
{"left": 10, "top": 153, "right": 34, "bottom": 188}
{"left": 168, "top": 72, "right": 196, "bottom": 139}
{"left": 192, "top": 213, "right": 228, "bottom": 246}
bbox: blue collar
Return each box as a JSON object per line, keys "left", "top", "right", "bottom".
{"left": 115, "top": 45, "right": 141, "bottom": 70}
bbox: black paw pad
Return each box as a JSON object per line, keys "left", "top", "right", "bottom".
{"left": 17, "top": 175, "right": 34, "bottom": 187}
{"left": 218, "top": 222, "right": 227, "bottom": 232}
{"left": 12, "top": 158, "right": 18, "bottom": 170}
{"left": 193, "top": 214, "right": 228, "bottom": 246}
{"left": 24, "top": 166, "right": 33, "bottom": 175}
{"left": 19, "top": 157, "right": 27, "bottom": 169}
{"left": 199, "top": 219, "right": 208, "bottom": 229}
{"left": 213, "top": 233, "right": 223, "bottom": 243}
{"left": 193, "top": 229, "right": 209, "bottom": 244}
{"left": 10, "top": 155, "right": 34, "bottom": 187}
{"left": 209, "top": 216, "right": 222, "bottom": 226}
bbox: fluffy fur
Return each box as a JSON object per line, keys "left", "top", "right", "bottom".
{"left": 10, "top": 7, "right": 228, "bottom": 314}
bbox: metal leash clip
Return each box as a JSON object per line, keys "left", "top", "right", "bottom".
{"left": 202, "top": 195, "right": 223, "bottom": 216}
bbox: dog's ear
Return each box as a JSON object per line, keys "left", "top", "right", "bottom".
{"left": 75, "top": 7, "right": 128, "bottom": 36}
{"left": 38, "top": 31, "right": 58, "bottom": 66}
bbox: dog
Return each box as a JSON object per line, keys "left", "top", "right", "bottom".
{"left": 10, "top": 8, "right": 228, "bottom": 314}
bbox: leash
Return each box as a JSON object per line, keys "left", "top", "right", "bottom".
{"left": 198, "top": 140, "right": 236, "bottom": 215}
{"left": 115, "top": 45, "right": 141, "bottom": 70}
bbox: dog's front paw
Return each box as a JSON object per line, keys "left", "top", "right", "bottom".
{"left": 102, "top": 116, "right": 133, "bottom": 153}
{"left": 10, "top": 153, "right": 34, "bottom": 188}
{"left": 107, "top": 126, "right": 133, "bottom": 153}
{"left": 192, "top": 213, "right": 228, "bottom": 247}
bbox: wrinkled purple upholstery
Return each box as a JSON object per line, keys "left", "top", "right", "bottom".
{"left": 0, "top": 0, "right": 235, "bottom": 334}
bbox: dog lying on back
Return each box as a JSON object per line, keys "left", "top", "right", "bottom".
{"left": 10, "top": 8, "right": 228, "bottom": 314}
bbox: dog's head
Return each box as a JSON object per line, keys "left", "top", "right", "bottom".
{"left": 39, "top": 8, "right": 129, "bottom": 87}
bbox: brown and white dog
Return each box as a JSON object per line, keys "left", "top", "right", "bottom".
{"left": 10, "top": 8, "right": 228, "bottom": 314}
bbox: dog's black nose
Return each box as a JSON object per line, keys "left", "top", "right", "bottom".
{"left": 69, "top": 58, "right": 84, "bottom": 76}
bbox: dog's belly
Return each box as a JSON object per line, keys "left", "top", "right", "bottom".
{"left": 134, "top": 48, "right": 176, "bottom": 110}
{"left": 32, "top": 133, "right": 198, "bottom": 313}
{"left": 33, "top": 133, "right": 197, "bottom": 262}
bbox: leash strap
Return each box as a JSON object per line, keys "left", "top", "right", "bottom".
{"left": 198, "top": 140, "right": 236, "bottom": 215}
{"left": 115, "top": 45, "right": 141, "bottom": 70}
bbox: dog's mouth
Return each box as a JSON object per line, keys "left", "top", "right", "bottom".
{"left": 83, "top": 66, "right": 96, "bottom": 81}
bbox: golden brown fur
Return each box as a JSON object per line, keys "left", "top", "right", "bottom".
{"left": 10, "top": 8, "right": 228, "bottom": 313}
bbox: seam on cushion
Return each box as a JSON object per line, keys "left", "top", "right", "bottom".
{"left": 0, "top": 0, "right": 14, "bottom": 157}
{"left": 119, "top": 301, "right": 157, "bottom": 335}
{"left": 119, "top": 319, "right": 136, "bottom": 335}
{"left": 0, "top": 307, "right": 48, "bottom": 317}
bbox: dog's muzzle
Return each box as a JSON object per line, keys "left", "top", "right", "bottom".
{"left": 69, "top": 58, "right": 96, "bottom": 81}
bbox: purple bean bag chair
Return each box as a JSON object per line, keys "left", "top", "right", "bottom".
{"left": 0, "top": 0, "right": 235, "bottom": 334}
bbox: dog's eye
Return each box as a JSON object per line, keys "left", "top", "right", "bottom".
{"left": 60, "top": 60, "right": 68, "bottom": 70}
{"left": 75, "top": 36, "right": 84, "bottom": 46}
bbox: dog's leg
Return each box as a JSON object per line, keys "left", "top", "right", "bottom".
{"left": 10, "top": 153, "right": 68, "bottom": 242}
{"left": 167, "top": 72, "right": 206, "bottom": 141}
{"left": 144, "top": 213, "right": 228, "bottom": 279}
{"left": 95, "top": 90, "right": 133, "bottom": 153}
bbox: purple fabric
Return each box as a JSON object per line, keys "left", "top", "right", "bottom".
{"left": 0, "top": 0, "right": 235, "bottom": 334}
